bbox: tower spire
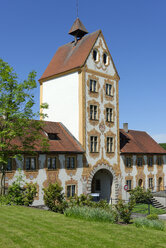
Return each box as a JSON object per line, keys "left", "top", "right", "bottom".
{"left": 76, "top": 0, "right": 78, "bottom": 18}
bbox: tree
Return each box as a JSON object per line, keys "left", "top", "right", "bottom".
{"left": 0, "top": 58, "right": 49, "bottom": 195}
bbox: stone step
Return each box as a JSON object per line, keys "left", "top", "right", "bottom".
{"left": 151, "top": 197, "right": 166, "bottom": 211}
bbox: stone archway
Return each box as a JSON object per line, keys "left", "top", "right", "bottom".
{"left": 87, "top": 164, "right": 119, "bottom": 203}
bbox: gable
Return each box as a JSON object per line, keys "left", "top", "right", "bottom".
{"left": 85, "top": 33, "right": 119, "bottom": 77}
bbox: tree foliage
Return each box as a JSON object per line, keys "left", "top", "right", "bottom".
{"left": 0, "top": 58, "right": 48, "bottom": 194}
{"left": 129, "top": 186, "right": 152, "bottom": 203}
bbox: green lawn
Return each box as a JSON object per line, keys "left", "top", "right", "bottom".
{"left": 133, "top": 203, "right": 166, "bottom": 215}
{"left": 0, "top": 206, "right": 166, "bottom": 248}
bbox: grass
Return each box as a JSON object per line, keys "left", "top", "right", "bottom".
{"left": 0, "top": 206, "right": 166, "bottom": 248}
{"left": 64, "top": 206, "right": 117, "bottom": 223}
{"left": 134, "top": 218, "right": 165, "bottom": 231}
{"left": 133, "top": 203, "right": 166, "bottom": 215}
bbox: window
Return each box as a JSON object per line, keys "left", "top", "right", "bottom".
{"left": 48, "top": 133, "right": 60, "bottom": 140}
{"left": 95, "top": 179, "right": 101, "bottom": 191}
{"left": 126, "top": 157, "right": 132, "bottom": 168}
{"left": 47, "top": 157, "right": 57, "bottom": 170}
{"left": 25, "top": 157, "right": 36, "bottom": 170}
{"left": 106, "top": 84, "right": 112, "bottom": 96}
{"left": 90, "top": 105, "right": 98, "bottom": 120}
{"left": 148, "top": 156, "right": 153, "bottom": 167}
{"left": 149, "top": 178, "right": 153, "bottom": 189}
{"left": 138, "top": 179, "right": 143, "bottom": 187}
{"left": 106, "top": 137, "right": 113, "bottom": 153}
{"left": 157, "top": 156, "right": 162, "bottom": 166}
{"left": 106, "top": 108, "right": 113, "bottom": 122}
{"left": 103, "top": 53, "right": 108, "bottom": 65}
{"left": 66, "top": 157, "right": 75, "bottom": 169}
{"left": 67, "top": 185, "right": 76, "bottom": 198}
{"left": 6, "top": 158, "right": 12, "bottom": 171}
{"left": 90, "top": 79, "right": 97, "bottom": 92}
{"left": 126, "top": 180, "right": 132, "bottom": 190}
{"left": 93, "top": 49, "right": 98, "bottom": 61}
{"left": 137, "top": 157, "right": 143, "bottom": 167}
{"left": 90, "top": 136, "right": 98, "bottom": 152}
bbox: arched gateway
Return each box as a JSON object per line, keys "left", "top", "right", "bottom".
{"left": 87, "top": 164, "right": 119, "bottom": 203}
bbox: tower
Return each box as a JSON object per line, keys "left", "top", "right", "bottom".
{"left": 39, "top": 18, "right": 121, "bottom": 202}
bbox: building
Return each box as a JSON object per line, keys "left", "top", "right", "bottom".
{"left": 120, "top": 124, "right": 166, "bottom": 200}
{"left": 39, "top": 18, "right": 121, "bottom": 203}
{"left": 3, "top": 18, "right": 166, "bottom": 205}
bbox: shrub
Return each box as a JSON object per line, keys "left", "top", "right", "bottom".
{"left": 0, "top": 194, "right": 11, "bottom": 205}
{"left": 8, "top": 182, "right": 24, "bottom": 205}
{"left": 95, "top": 199, "right": 110, "bottom": 210}
{"left": 115, "top": 199, "right": 135, "bottom": 224}
{"left": 8, "top": 182, "right": 37, "bottom": 206}
{"left": 134, "top": 218, "right": 164, "bottom": 231}
{"left": 68, "top": 194, "right": 93, "bottom": 207}
{"left": 68, "top": 194, "right": 110, "bottom": 210}
{"left": 22, "top": 183, "right": 37, "bottom": 206}
{"left": 43, "top": 183, "right": 68, "bottom": 213}
{"left": 64, "top": 206, "right": 118, "bottom": 223}
{"left": 130, "top": 187, "right": 152, "bottom": 203}
{"left": 146, "top": 214, "right": 159, "bottom": 220}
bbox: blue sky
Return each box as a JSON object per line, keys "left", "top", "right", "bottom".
{"left": 0, "top": 0, "right": 166, "bottom": 143}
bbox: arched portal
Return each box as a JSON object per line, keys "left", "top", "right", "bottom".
{"left": 87, "top": 164, "right": 119, "bottom": 203}
{"left": 91, "top": 169, "right": 113, "bottom": 202}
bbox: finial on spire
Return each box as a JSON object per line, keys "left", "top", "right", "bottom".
{"left": 76, "top": 0, "right": 79, "bottom": 18}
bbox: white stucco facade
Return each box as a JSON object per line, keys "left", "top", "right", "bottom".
{"left": 5, "top": 153, "right": 84, "bottom": 206}
{"left": 42, "top": 72, "right": 79, "bottom": 139}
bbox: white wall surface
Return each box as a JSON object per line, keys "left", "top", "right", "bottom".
{"left": 42, "top": 72, "right": 79, "bottom": 139}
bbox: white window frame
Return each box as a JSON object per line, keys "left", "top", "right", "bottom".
{"left": 106, "top": 108, "right": 113, "bottom": 122}
{"left": 137, "top": 157, "right": 143, "bottom": 167}
{"left": 90, "top": 136, "right": 98, "bottom": 153}
{"left": 67, "top": 185, "right": 76, "bottom": 198}
{"left": 90, "top": 105, "right": 98, "bottom": 120}
{"left": 90, "top": 79, "right": 97, "bottom": 93}
{"left": 47, "top": 156, "right": 57, "bottom": 170}
{"left": 25, "top": 157, "right": 37, "bottom": 171}
{"left": 126, "top": 180, "right": 132, "bottom": 190}
{"left": 126, "top": 157, "right": 132, "bottom": 168}
{"left": 106, "top": 137, "right": 114, "bottom": 153}
{"left": 106, "top": 83, "right": 112, "bottom": 96}
{"left": 149, "top": 178, "right": 153, "bottom": 189}
{"left": 66, "top": 156, "right": 76, "bottom": 169}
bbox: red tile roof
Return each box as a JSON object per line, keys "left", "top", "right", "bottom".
{"left": 39, "top": 30, "right": 101, "bottom": 82}
{"left": 42, "top": 121, "right": 84, "bottom": 153}
{"left": 8, "top": 121, "right": 84, "bottom": 154}
{"left": 120, "top": 129, "right": 166, "bottom": 154}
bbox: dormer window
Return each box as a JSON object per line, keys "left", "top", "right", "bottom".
{"left": 103, "top": 53, "right": 108, "bottom": 65}
{"left": 93, "top": 49, "right": 98, "bottom": 62}
{"left": 48, "top": 133, "right": 60, "bottom": 140}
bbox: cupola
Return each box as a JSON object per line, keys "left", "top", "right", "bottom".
{"left": 69, "top": 18, "right": 88, "bottom": 44}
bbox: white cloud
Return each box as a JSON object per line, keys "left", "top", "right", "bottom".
{"left": 151, "top": 134, "right": 166, "bottom": 143}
